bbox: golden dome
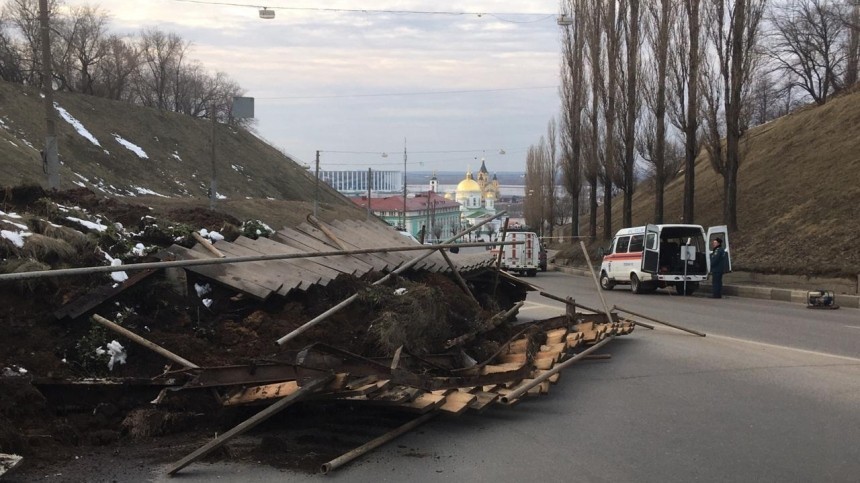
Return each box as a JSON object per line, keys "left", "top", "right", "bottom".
{"left": 456, "top": 171, "right": 481, "bottom": 193}
{"left": 457, "top": 178, "right": 481, "bottom": 193}
{"left": 444, "top": 192, "right": 453, "bottom": 200}
{"left": 485, "top": 191, "right": 495, "bottom": 199}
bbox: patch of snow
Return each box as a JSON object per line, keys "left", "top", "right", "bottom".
{"left": 67, "top": 216, "right": 108, "bottom": 232}
{"left": 132, "top": 243, "right": 146, "bottom": 256}
{"left": 132, "top": 186, "right": 168, "bottom": 198}
{"left": 393, "top": 288, "right": 408, "bottom": 296}
{"left": 73, "top": 180, "right": 86, "bottom": 188}
{"left": 171, "top": 151, "right": 183, "bottom": 161}
{"left": 112, "top": 133, "right": 148, "bottom": 159}
{"left": 199, "top": 229, "right": 224, "bottom": 242}
{"left": 0, "top": 211, "right": 22, "bottom": 219}
{"left": 54, "top": 103, "right": 101, "bottom": 147}
{"left": 202, "top": 298, "right": 213, "bottom": 308}
{"left": 195, "top": 283, "right": 212, "bottom": 297}
{"left": 231, "top": 164, "right": 244, "bottom": 172}
{"left": 1, "top": 230, "right": 30, "bottom": 248}
{"left": 216, "top": 192, "right": 227, "bottom": 200}
{"left": 1, "top": 219, "right": 29, "bottom": 230}
{"left": 102, "top": 253, "right": 128, "bottom": 282}
{"left": 7, "top": 140, "right": 18, "bottom": 147}
{"left": 2, "top": 365, "right": 28, "bottom": 377}
{"left": 105, "top": 340, "right": 127, "bottom": 370}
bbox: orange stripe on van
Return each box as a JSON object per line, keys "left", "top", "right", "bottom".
{"left": 603, "top": 252, "right": 643, "bottom": 261}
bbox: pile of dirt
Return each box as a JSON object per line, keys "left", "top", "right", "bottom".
{"left": 1, "top": 187, "right": 524, "bottom": 470}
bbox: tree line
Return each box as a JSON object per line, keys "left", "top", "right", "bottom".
{"left": 524, "top": 0, "right": 859, "bottom": 236}
{"left": 0, "top": 0, "right": 245, "bottom": 122}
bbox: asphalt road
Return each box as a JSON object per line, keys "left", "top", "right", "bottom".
{"left": 141, "top": 271, "right": 860, "bottom": 482}
{"left": 13, "top": 271, "right": 859, "bottom": 482}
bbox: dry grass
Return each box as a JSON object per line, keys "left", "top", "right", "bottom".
{"left": 568, "top": 89, "right": 860, "bottom": 277}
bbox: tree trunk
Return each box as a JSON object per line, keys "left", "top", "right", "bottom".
{"left": 589, "top": 179, "right": 598, "bottom": 238}
{"left": 603, "top": 181, "right": 613, "bottom": 240}
{"left": 724, "top": 0, "right": 746, "bottom": 232}
{"left": 683, "top": 0, "right": 700, "bottom": 224}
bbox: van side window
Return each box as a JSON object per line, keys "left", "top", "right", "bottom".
{"left": 616, "top": 236, "right": 631, "bottom": 253}
{"left": 629, "top": 234, "right": 644, "bottom": 252}
{"left": 645, "top": 233, "right": 657, "bottom": 250}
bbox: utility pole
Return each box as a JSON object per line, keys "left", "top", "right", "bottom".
{"left": 209, "top": 103, "right": 217, "bottom": 209}
{"left": 366, "top": 167, "right": 372, "bottom": 221}
{"left": 314, "top": 150, "right": 320, "bottom": 217}
{"left": 39, "top": 0, "right": 59, "bottom": 190}
{"left": 402, "top": 138, "right": 407, "bottom": 232}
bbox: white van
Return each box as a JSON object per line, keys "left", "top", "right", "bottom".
{"left": 598, "top": 224, "right": 730, "bottom": 295}
{"left": 493, "top": 231, "right": 541, "bottom": 277}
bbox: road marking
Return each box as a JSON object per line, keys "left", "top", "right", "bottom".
{"left": 845, "top": 326, "right": 860, "bottom": 330}
{"left": 708, "top": 334, "right": 860, "bottom": 363}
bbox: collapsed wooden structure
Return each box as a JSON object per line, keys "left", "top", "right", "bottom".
{"left": 23, "top": 214, "right": 648, "bottom": 477}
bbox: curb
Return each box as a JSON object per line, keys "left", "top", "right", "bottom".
{"left": 553, "top": 265, "right": 859, "bottom": 309}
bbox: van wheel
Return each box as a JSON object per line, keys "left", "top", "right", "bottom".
{"left": 600, "top": 272, "right": 615, "bottom": 291}
{"left": 631, "top": 273, "right": 643, "bottom": 294}
{"left": 674, "top": 282, "right": 699, "bottom": 296}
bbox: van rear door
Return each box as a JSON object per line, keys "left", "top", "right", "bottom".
{"left": 706, "top": 225, "right": 731, "bottom": 272}
{"left": 641, "top": 224, "right": 660, "bottom": 273}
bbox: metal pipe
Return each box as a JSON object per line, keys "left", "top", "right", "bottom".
{"left": 579, "top": 241, "right": 613, "bottom": 323}
{"left": 91, "top": 314, "right": 199, "bottom": 369}
{"left": 0, "top": 238, "right": 517, "bottom": 283}
{"left": 500, "top": 336, "right": 613, "bottom": 404}
{"left": 439, "top": 249, "right": 478, "bottom": 304}
{"left": 613, "top": 305, "right": 706, "bottom": 337}
{"left": 320, "top": 412, "right": 437, "bottom": 474}
{"left": 275, "top": 211, "right": 509, "bottom": 346}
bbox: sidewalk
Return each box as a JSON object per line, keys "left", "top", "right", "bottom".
{"left": 554, "top": 265, "right": 860, "bottom": 309}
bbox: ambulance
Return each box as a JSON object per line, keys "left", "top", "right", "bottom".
{"left": 598, "top": 224, "right": 730, "bottom": 295}
{"left": 494, "top": 231, "right": 542, "bottom": 277}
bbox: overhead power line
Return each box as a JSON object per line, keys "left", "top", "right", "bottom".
{"left": 170, "top": 0, "right": 555, "bottom": 23}
{"left": 259, "top": 85, "right": 558, "bottom": 100}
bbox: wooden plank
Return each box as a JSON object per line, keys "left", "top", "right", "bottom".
{"left": 211, "top": 242, "right": 306, "bottom": 295}
{"left": 189, "top": 244, "right": 286, "bottom": 294}
{"left": 398, "top": 392, "right": 445, "bottom": 413}
{"left": 332, "top": 220, "right": 412, "bottom": 269}
{"left": 498, "top": 353, "right": 528, "bottom": 364}
{"left": 540, "top": 342, "right": 568, "bottom": 352}
{"left": 481, "top": 362, "right": 526, "bottom": 375}
{"left": 223, "top": 237, "right": 327, "bottom": 291}
{"left": 222, "top": 381, "right": 300, "bottom": 406}
{"left": 234, "top": 236, "right": 340, "bottom": 284}
{"left": 438, "top": 391, "right": 477, "bottom": 415}
{"left": 296, "top": 223, "right": 389, "bottom": 273}
{"left": 274, "top": 228, "right": 371, "bottom": 275}
{"left": 535, "top": 351, "right": 561, "bottom": 362}
{"left": 534, "top": 358, "right": 555, "bottom": 370}
{"left": 467, "top": 391, "right": 498, "bottom": 411}
{"left": 54, "top": 268, "right": 158, "bottom": 319}
{"left": 507, "top": 339, "right": 530, "bottom": 354}
{"left": 163, "top": 245, "right": 273, "bottom": 300}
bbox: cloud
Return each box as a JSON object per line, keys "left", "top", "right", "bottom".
{"left": 62, "top": 0, "right": 564, "bottom": 171}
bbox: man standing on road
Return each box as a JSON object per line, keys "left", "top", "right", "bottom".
{"left": 710, "top": 238, "right": 728, "bottom": 298}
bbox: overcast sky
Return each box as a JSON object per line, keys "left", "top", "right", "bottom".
{"left": 63, "top": 1, "right": 565, "bottom": 173}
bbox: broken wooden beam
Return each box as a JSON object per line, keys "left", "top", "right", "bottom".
{"left": 91, "top": 314, "right": 199, "bottom": 369}
{"left": 167, "top": 375, "right": 333, "bottom": 476}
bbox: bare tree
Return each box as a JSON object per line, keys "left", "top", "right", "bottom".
{"left": 559, "top": 0, "right": 586, "bottom": 237}
{"left": 137, "top": 28, "right": 188, "bottom": 110}
{"left": 583, "top": 0, "right": 604, "bottom": 238}
{"left": 602, "top": 0, "right": 623, "bottom": 239}
{"left": 524, "top": 142, "right": 548, "bottom": 231}
{"left": 93, "top": 33, "right": 139, "bottom": 101}
{"left": 2, "top": 0, "right": 62, "bottom": 85}
{"left": 705, "top": 0, "right": 766, "bottom": 230}
{"left": 0, "top": 15, "right": 26, "bottom": 82}
{"left": 845, "top": 0, "right": 860, "bottom": 86}
{"left": 641, "top": 0, "right": 677, "bottom": 223}
{"left": 766, "top": 0, "right": 847, "bottom": 105}
{"left": 684, "top": 0, "right": 703, "bottom": 223}
{"left": 617, "top": 0, "right": 642, "bottom": 227}
{"left": 544, "top": 119, "right": 558, "bottom": 238}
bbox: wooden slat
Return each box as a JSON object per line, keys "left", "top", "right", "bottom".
{"left": 189, "top": 244, "right": 286, "bottom": 294}
{"left": 223, "top": 381, "right": 299, "bottom": 406}
{"left": 54, "top": 268, "right": 158, "bottom": 319}
{"left": 481, "top": 362, "right": 526, "bottom": 375}
{"left": 274, "top": 228, "right": 371, "bottom": 275}
{"left": 467, "top": 391, "right": 499, "bottom": 411}
{"left": 331, "top": 220, "right": 412, "bottom": 269}
{"left": 296, "top": 223, "right": 389, "bottom": 272}
{"left": 210, "top": 242, "right": 306, "bottom": 295}
{"left": 438, "top": 391, "right": 477, "bottom": 415}
{"left": 398, "top": 392, "right": 445, "bottom": 413}
{"left": 237, "top": 236, "right": 340, "bottom": 282}
{"left": 163, "top": 245, "right": 274, "bottom": 300}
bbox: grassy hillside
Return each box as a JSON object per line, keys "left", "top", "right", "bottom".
{"left": 569, "top": 88, "right": 860, "bottom": 277}
{"left": 0, "top": 80, "right": 362, "bottom": 225}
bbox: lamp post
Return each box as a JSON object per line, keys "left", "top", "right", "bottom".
{"left": 402, "top": 138, "right": 407, "bottom": 232}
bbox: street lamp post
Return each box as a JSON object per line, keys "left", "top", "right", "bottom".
{"left": 314, "top": 150, "right": 320, "bottom": 217}
{"left": 402, "top": 139, "right": 407, "bottom": 232}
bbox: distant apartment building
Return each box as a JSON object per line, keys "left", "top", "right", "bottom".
{"left": 349, "top": 192, "right": 461, "bottom": 241}
{"left": 318, "top": 170, "right": 401, "bottom": 194}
